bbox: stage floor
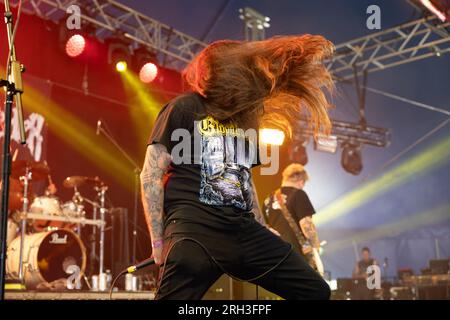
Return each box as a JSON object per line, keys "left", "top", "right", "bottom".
{"left": 5, "top": 290, "right": 155, "bottom": 300}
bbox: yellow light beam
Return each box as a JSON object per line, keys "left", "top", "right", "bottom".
{"left": 21, "top": 81, "right": 135, "bottom": 191}
{"left": 120, "top": 70, "right": 162, "bottom": 147}
{"left": 315, "top": 135, "right": 450, "bottom": 226}
{"left": 324, "top": 202, "right": 450, "bottom": 254}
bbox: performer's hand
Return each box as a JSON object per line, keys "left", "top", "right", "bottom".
{"left": 268, "top": 227, "right": 281, "bottom": 236}
{"left": 47, "top": 183, "right": 58, "bottom": 195}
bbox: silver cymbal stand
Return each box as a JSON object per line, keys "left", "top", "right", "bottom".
{"left": 95, "top": 184, "right": 108, "bottom": 276}
{"left": 82, "top": 196, "right": 99, "bottom": 275}
{"left": 72, "top": 187, "right": 84, "bottom": 236}
{"left": 18, "top": 167, "right": 32, "bottom": 283}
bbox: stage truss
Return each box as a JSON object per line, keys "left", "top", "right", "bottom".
{"left": 13, "top": 0, "right": 208, "bottom": 70}
{"left": 329, "top": 15, "right": 450, "bottom": 81}
{"left": 12, "top": 1, "right": 450, "bottom": 148}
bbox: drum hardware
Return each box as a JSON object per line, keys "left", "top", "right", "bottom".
{"left": 24, "top": 213, "right": 105, "bottom": 227}
{"left": 63, "top": 175, "right": 104, "bottom": 189}
{"left": 5, "top": 169, "right": 110, "bottom": 289}
{"left": 95, "top": 184, "right": 108, "bottom": 277}
{"left": 17, "top": 166, "right": 32, "bottom": 284}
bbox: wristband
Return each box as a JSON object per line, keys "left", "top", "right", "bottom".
{"left": 152, "top": 239, "right": 163, "bottom": 249}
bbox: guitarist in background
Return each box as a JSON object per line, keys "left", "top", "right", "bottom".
{"left": 263, "top": 163, "right": 324, "bottom": 275}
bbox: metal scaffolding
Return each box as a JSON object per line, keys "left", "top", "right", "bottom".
{"left": 13, "top": 1, "right": 450, "bottom": 75}
{"left": 329, "top": 15, "right": 450, "bottom": 81}
{"left": 13, "top": 0, "right": 208, "bottom": 70}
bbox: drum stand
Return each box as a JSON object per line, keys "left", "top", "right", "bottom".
{"left": 96, "top": 185, "right": 108, "bottom": 276}
{"left": 17, "top": 168, "right": 32, "bottom": 283}
{"left": 82, "top": 196, "right": 99, "bottom": 276}
{"left": 72, "top": 187, "right": 83, "bottom": 236}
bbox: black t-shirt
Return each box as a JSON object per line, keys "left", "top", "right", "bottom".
{"left": 148, "top": 92, "right": 260, "bottom": 230}
{"left": 263, "top": 186, "right": 315, "bottom": 252}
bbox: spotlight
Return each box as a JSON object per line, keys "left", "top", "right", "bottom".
{"left": 419, "top": 0, "right": 448, "bottom": 22}
{"left": 106, "top": 38, "right": 131, "bottom": 72}
{"left": 341, "top": 142, "right": 363, "bottom": 175}
{"left": 314, "top": 134, "right": 338, "bottom": 154}
{"left": 133, "top": 47, "right": 159, "bottom": 83}
{"left": 65, "top": 34, "right": 86, "bottom": 58}
{"left": 289, "top": 140, "right": 308, "bottom": 166}
{"left": 139, "top": 62, "right": 158, "bottom": 83}
{"left": 259, "top": 128, "right": 285, "bottom": 146}
{"left": 116, "top": 61, "right": 127, "bottom": 73}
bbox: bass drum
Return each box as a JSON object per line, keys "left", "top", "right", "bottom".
{"left": 6, "top": 218, "right": 18, "bottom": 246}
{"left": 6, "top": 229, "right": 86, "bottom": 288}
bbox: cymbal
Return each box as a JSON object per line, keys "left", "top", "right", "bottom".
{"left": 63, "top": 176, "right": 104, "bottom": 189}
{"left": 11, "top": 160, "right": 50, "bottom": 180}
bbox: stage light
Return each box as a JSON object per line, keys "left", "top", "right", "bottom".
{"left": 260, "top": 128, "right": 285, "bottom": 145}
{"left": 107, "top": 38, "right": 131, "bottom": 72}
{"left": 139, "top": 62, "right": 158, "bottom": 83}
{"left": 314, "top": 134, "right": 338, "bottom": 154}
{"left": 132, "top": 47, "right": 159, "bottom": 83}
{"left": 65, "top": 34, "right": 86, "bottom": 58}
{"left": 116, "top": 61, "right": 127, "bottom": 73}
{"left": 341, "top": 142, "right": 363, "bottom": 175}
{"left": 419, "top": 0, "right": 447, "bottom": 22}
{"left": 289, "top": 140, "right": 308, "bottom": 166}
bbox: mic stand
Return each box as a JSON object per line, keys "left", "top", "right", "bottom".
{"left": 97, "top": 122, "right": 141, "bottom": 264}
{"left": 0, "top": 0, "right": 26, "bottom": 300}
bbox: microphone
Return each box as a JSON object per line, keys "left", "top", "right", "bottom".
{"left": 126, "top": 257, "right": 155, "bottom": 273}
{"left": 96, "top": 120, "right": 102, "bottom": 135}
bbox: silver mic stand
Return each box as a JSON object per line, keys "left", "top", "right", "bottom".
{"left": 96, "top": 120, "right": 141, "bottom": 264}
{"left": 0, "top": 0, "right": 26, "bottom": 299}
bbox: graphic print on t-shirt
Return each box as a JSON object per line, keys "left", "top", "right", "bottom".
{"left": 197, "top": 116, "right": 256, "bottom": 210}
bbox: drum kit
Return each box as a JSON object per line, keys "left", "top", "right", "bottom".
{"left": 5, "top": 160, "right": 108, "bottom": 289}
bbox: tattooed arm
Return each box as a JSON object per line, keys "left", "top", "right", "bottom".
{"left": 299, "top": 216, "right": 320, "bottom": 249}
{"left": 140, "top": 144, "right": 172, "bottom": 264}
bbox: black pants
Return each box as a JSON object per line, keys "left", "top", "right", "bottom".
{"left": 155, "top": 214, "right": 330, "bottom": 300}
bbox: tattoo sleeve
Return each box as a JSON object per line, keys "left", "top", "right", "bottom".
{"left": 140, "top": 144, "right": 172, "bottom": 244}
{"left": 299, "top": 216, "right": 320, "bottom": 249}
{"left": 251, "top": 178, "right": 267, "bottom": 226}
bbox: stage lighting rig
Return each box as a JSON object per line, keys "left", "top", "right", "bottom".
{"left": 239, "top": 7, "right": 271, "bottom": 40}
{"left": 133, "top": 47, "right": 159, "bottom": 83}
{"left": 58, "top": 22, "right": 95, "bottom": 59}
{"left": 409, "top": 0, "right": 450, "bottom": 22}
{"left": 293, "top": 118, "right": 390, "bottom": 174}
{"left": 106, "top": 37, "right": 131, "bottom": 73}
{"left": 289, "top": 138, "right": 309, "bottom": 166}
{"left": 341, "top": 141, "right": 363, "bottom": 175}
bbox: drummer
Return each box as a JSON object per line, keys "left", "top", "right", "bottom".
{"left": 45, "top": 177, "right": 58, "bottom": 197}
